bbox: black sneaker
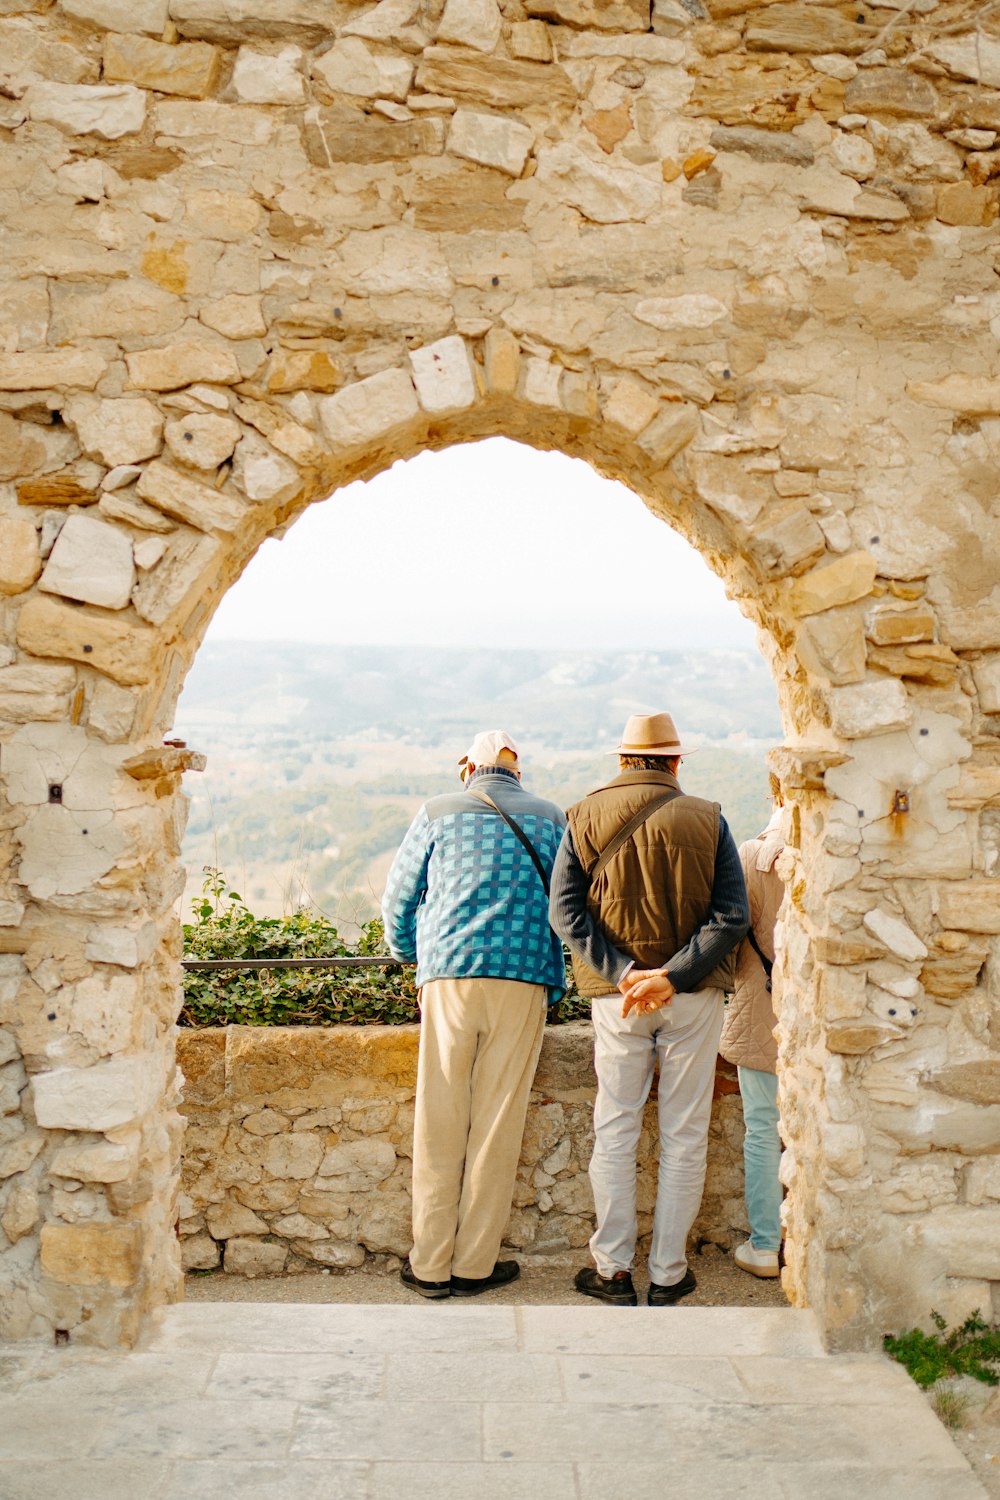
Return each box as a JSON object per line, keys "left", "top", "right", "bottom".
{"left": 450, "top": 1260, "right": 520, "bottom": 1297}
{"left": 574, "top": 1266, "right": 638, "bottom": 1306}
{"left": 400, "top": 1258, "right": 451, "bottom": 1300}
{"left": 647, "top": 1268, "right": 697, "bottom": 1306}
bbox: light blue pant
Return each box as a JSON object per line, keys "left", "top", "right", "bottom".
{"left": 737, "top": 1066, "right": 782, "bottom": 1252}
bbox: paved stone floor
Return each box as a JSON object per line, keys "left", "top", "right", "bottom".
{"left": 0, "top": 1302, "right": 986, "bottom": 1500}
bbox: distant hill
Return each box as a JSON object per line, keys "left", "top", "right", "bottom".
{"left": 174, "top": 642, "right": 782, "bottom": 925}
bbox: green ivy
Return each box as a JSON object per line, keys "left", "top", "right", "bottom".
{"left": 883, "top": 1311, "right": 1000, "bottom": 1389}
{"left": 181, "top": 868, "right": 590, "bottom": 1028}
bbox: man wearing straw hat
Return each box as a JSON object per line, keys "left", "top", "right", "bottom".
{"left": 550, "top": 712, "right": 749, "bottom": 1307}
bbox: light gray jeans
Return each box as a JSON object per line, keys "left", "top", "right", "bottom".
{"left": 588, "top": 987, "right": 725, "bottom": 1288}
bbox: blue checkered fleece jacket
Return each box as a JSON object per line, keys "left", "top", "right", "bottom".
{"left": 382, "top": 767, "right": 568, "bottom": 999}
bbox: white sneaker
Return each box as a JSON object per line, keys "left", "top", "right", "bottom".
{"left": 734, "top": 1240, "right": 780, "bottom": 1279}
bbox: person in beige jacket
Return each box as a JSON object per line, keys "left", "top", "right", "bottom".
{"left": 719, "top": 774, "right": 784, "bottom": 1278}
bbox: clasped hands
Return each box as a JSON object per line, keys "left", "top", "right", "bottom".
{"left": 617, "top": 966, "right": 675, "bottom": 1018}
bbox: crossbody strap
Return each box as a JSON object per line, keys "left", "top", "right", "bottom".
{"left": 588, "top": 790, "right": 682, "bottom": 885}
{"left": 468, "top": 787, "right": 550, "bottom": 897}
{"left": 746, "top": 925, "right": 773, "bottom": 990}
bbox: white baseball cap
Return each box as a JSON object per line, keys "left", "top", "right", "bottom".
{"left": 458, "top": 729, "right": 520, "bottom": 776}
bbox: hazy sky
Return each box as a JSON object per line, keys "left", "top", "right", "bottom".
{"left": 207, "top": 437, "right": 758, "bottom": 652}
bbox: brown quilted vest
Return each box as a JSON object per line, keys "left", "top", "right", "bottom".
{"left": 566, "top": 769, "right": 737, "bottom": 998}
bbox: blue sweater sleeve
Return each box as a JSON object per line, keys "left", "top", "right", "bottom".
{"left": 664, "top": 814, "right": 750, "bottom": 992}
{"left": 381, "top": 807, "right": 432, "bottom": 963}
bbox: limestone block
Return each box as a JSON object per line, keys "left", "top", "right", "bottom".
{"left": 103, "top": 35, "right": 221, "bottom": 99}
{"left": 16, "top": 595, "right": 159, "bottom": 686}
{"left": 826, "top": 1019, "right": 902, "bottom": 1054}
{"left": 843, "top": 68, "right": 939, "bottom": 119}
{"left": 273, "top": 1212, "right": 327, "bottom": 1240}
{"left": 307, "top": 1239, "right": 365, "bottom": 1269}
{"left": 483, "top": 328, "right": 520, "bottom": 394}
{"left": 313, "top": 37, "right": 414, "bottom": 102}
{"left": 131, "top": 528, "right": 221, "bottom": 630}
{"left": 0, "top": 518, "right": 42, "bottom": 596}
{"left": 85, "top": 923, "right": 155, "bottom": 969}
{"left": 230, "top": 435, "right": 302, "bottom": 505}
{"left": 710, "top": 125, "right": 814, "bottom": 166}
{"left": 796, "top": 611, "right": 866, "bottom": 685}
{"left": 447, "top": 107, "right": 532, "bottom": 177}
{"left": 342, "top": 0, "right": 423, "bottom": 46}
{"left": 356, "top": 1195, "right": 411, "bottom": 1255}
{"left": 205, "top": 1200, "right": 268, "bottom": 1239}
{"left": 0, "top": 1135, "right": 43, "bottom": 1181}
{"left": 68, "top": 398, "right": 164, "bottom": 470}
{"left": 0, "top": 415, "right": 46, "bottom": 483}
{"left": 88, "top": 679, "right": 137, "bottom": 742}
{"left": 232, "top": 45, "right": 305, "bottom": 104}
{"left": 918, "top": 1207, "right": 1000, "bottom": 1279}
{"left": 635, "top": 295, "right": 728, "bottom": 331}
{"left": 748, "top": 3, "right": 873, "bottom": 55}
{"left": 409, "top": 335, "right": 477, "bottom": 415}
{"left": 437, "top": 0, "right": 501, "bottom": 52}
{"left": 828, "top": 679, "right": 911, "bottom": 739}
{"left": 301, "top": 106, "right": 445, "bottom": 165}
{"left": 862, "top": 907, "right": 927, "bottom": 962}
{"left": 39, "top": 515, "right": 136, "bottom": 611}
{"left": 60, "top": 0, "right": 168, "bottom": 33}
{"left": 40, "top": 1222, "right": 142, "bottom": 1287}
{"left": 788, "top": 551, "right": 877, "bottom": 617}
{"left": 225, "top": 1236, "right": 289, "bottom": 1275}
{"left": 263, "top": 1132, "right": 324, "bottom": 1180}
{"left": 937, "top": 882, "right": 1000, "bottom": 934}
{"left": 339, "top": 227, "right": 453, "bottom": 298}
{"left": 0, "top": 351, "right": 106, "bottom": 392}
{"left": 266, "top": 351, "right": 341, "bottom": 395}
{"left": 153, "top": 98, "right": 274, "bottom": 145}
{"left": 936, "top": 183, "right": 995, "bottom": 228}
{"left": 867, "top": 607, "right": 935, "bottom": 647}
{"left": 32, "top": 1056, "right": 163, "bottom": 1131}
{"left": 1, "top": 1183, "right": 38, "bottom": 1244}
{"left": 750, "top": 508, "right": 825, "bottom": 578}
{"left": 181, "top": 1231, "right": 220, "bottom": 1270}
{"left": 602, "top": 375, "right": 659, "bottom": 437}
{"left": 198, "top": 294, "right": 267, "bottom": 341}
{"left": 925, "top": 1063, "right": 1000, "bottom": 1108}
{"left": 796, "top": 168, "right": 908, "bottom": 221}
{"left": 170, "top": 0, "right": 337, "bottom": 44}
{"left": 25, "top": 83, "right": 146, "bottom": 139}
{"left": 928, "top": 36, "right": 1000, "bottom": 91}
{"left": 525, "top": 0, "right": 648, "bottom": 28}
{"left": 164, "top": 413, "right": 240, "bottom": 470}
{"left": 319, "top": 368, "right": 420, "bottom": 450}
{"left": 829, "top": 132, "right": 875, "bottom": 180}
{"left": 964, "top": 1158, "right": 1000, "bottom": 1205}
{"left": 185, "top": 190, "right": 264, "bottom": 243}
{"left": 535, "top": 144, "right": 660, "bottom": 224}
{"left": 318, "top": 1139, "right": 396, "bottom": 1190}
{"left": 50, "top": 1140, "right": 136, "bottom": 1183}
{"left": 137, "top": 460, "right": 250, "bottom": 534}
{"left": 521, "top": 357, "right": 562, "bottom": 409}
{"left": 415, "top": 47, "right": 576, "bottom": 113}
{"left": 125, "top": 343, "right": 242, "bottom": 393}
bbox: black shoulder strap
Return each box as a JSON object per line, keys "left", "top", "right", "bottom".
{"left": 746, "top": 925, "right": 773, "bottom": 979}
{"left": 589, "top": 790, "right": 681, "bottom": 885}
{"left": 468, "top": 787, "right": 550, "bottom": 896}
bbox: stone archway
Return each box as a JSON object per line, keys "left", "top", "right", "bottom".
{"left": 1, "top": 0, "right": 998, "bottom": 1349}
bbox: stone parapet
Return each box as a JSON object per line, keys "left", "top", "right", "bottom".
{"left": 176, "top": 1023, "right": 748, "bottom": 1276}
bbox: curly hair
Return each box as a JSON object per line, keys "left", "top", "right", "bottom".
{"left": 619, "top": 754, "right": 680, "bottom": 772}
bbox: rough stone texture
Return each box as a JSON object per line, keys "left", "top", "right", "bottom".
{"left": 177, "top": 1024, "right": 747, "bottom": 1273}
{"left": 0, "top": 0, "right": 996, "bottom": 1357}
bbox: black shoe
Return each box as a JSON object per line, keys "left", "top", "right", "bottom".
{"left": 574, "top": 1266, "right": 638, "bottom": 1306}
{"left": 400, "top": 1258, "right": 451, "bottom": 1300}
{"left": 647, "top": 1268, "right": 697, "bottom": 1306}
{"left": 450, "top": 1260, "right": 520, "bottom": 1297}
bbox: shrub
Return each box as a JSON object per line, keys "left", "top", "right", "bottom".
{"left": 884, "top": 1311, "right": 1000, "bottom": 1390}
{"left": 181, "top": 868, "right": 589, "bottom": 1027}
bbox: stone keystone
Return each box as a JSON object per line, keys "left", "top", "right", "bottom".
{"left": 410, "top": 336, "right": 478, "bottom": 414}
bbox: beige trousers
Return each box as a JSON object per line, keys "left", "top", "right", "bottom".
{"left": 410, "top": 976, "right": 547, "bottom": 1282}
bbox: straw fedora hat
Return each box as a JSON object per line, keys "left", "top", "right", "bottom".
{"left": 608, "top": 712, "right": 697, "bottom": 757}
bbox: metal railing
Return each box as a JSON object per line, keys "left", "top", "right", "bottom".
{"left": 181, "top": 957, "right": 413, "bottom": 972}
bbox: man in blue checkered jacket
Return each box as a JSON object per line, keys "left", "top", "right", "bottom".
{"left": 382, "top": 729, "right": 566, "bottom": 1300}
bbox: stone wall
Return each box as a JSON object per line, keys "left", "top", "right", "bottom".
{"left": 1, "top": 0, "right": 999, "bottom": 1348}
{"left": 177, "top": 1023, "right": 748, "bottom": 1276}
